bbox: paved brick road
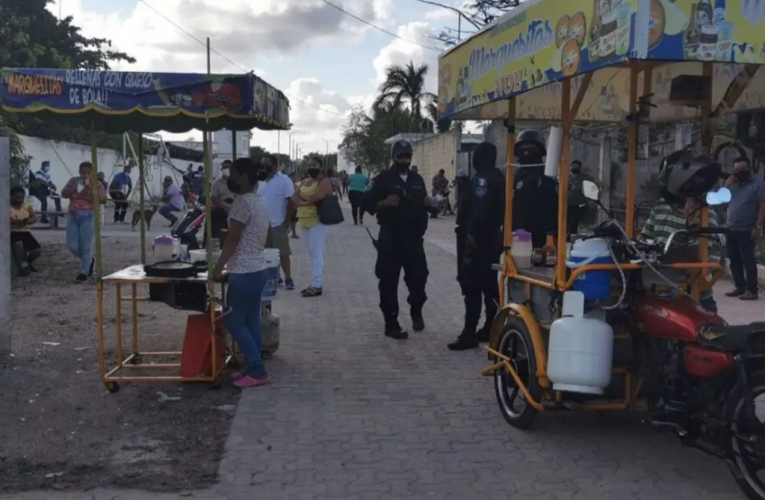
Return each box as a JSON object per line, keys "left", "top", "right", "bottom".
{"left": 5, "top": 211, "right": 754, "bottom": 500}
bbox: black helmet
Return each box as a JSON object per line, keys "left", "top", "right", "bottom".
{"left": 514, "top": 129, "right": 546, "bottom": 158}
{"left": 659, "top": 150, "right": 722, "bottom": 205}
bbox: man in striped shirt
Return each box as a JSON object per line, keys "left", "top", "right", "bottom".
{"left": 638, "top": 198, "right": 721, "bottom": 313}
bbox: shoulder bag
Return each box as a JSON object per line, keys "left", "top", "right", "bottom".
{"left": 317, "top": 192, "right": 344, "bottom": 225}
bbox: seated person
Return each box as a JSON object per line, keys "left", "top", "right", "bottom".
{"left": 10, "top": 186, "right": 41, "bottom": 276}
{"left": 210, "top": 163, "right": 235, "bottom": 238}
{"left": 158, "top": 176, "right": 185, "bottom": 226}
{"left": 639, "top": 197, "right": 722, "bottom": 313}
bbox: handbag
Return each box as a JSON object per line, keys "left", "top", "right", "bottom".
{"left": 317, "top": 194, "right": 344, "bottom": 225}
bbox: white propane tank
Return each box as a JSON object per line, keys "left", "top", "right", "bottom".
{"left": 547, "top": 316, "right": 614, "bottom": 395}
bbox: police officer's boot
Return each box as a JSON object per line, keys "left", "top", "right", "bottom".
{"left": 448, "top": 297, "right": 481, "bottom": 351}
{"left": 384, "top": 315, "right": 408, "bottom": 340}
{"left": 410, "top": 308, "right": 425, "bottom": 332}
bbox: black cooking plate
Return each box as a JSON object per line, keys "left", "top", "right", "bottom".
{"left": 144, "top": 261, "right": 200, "bottom": 279}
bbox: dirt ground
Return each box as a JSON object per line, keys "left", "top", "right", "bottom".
{"left": 0, "top": 226, "right": 240, "bottom": 494}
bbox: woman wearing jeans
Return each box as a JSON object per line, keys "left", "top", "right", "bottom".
{"left": 213, "top": 157, "right": 272, "bottom": 389}
{"left": 291, "top": 156, "right": 332, "bottom": 297}
{"left": 61, "top": 161, "right": 106, "bottom": 283}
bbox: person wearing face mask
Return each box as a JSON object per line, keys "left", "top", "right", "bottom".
{"left": 362, "top": 140, "right": 440, "bottom": 340}
{"left": 512, "top": 129, "right": 558, "bottom": 248}
{"left": 31, "top": 160, "right": 62, "bottom": 224}
{"left": 449, "top": 142, "right": 505, "bottom": 351}
{"left": 291, "top": 156, "right": 333, "bottom": 297}
{"left": 60, "top": 161, "right": 107, "bottom": 283}
{"left": 724, "top": 157, "right": 765, "bottom": 301}
{"left": 259, "top": 154, "right": 296, "bottom": 290}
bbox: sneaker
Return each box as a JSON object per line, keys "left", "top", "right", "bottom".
{"left": 233, "top": 374, "right": 271, "bottom": 389}
{"left": 230, "top": 371, "right": 244, "bottom": 381}
{"left": 726, "top": 289, "right": 745, "bottom": 297}
{"left": 384, "top": 323, "right": 408, "bottom": 340}
{"left": 88, "top": 258, "right": 95, "bottom": 277}
{"left": 411, "top": 310, "right": 425, "bottom": 332}
{"left": 285, "top": 278, "right": 295, "bottom": 290}
{"left": 278, "top": 277, "right": 284, "bottom": 287}
{"left": 74, "top": 274, "right": 88, "bottom": 283}
{"left": 448, "top": 335, "right": 480, "bottom": 351}
{"left": 740, "top": 291, "right": 759, "bottom": 301}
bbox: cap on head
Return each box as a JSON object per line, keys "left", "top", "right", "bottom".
{"left": 473, "top": 141, "right": 497, "bottom": 171}
{"left": 391, "top": 140, "right": 413, "bottom": 157}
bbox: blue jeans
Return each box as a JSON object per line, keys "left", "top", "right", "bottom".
{"left": 159, "top": 204, "right": 180, "bottom": 223}
{"left": 225, "top": 270, "right": 269, "bottom": 377}
{"left": 66, "top": 210, "right": 95, "bottom": 275}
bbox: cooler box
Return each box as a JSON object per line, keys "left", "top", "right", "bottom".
{"left": 566, "top": 238, "right": 613, "bottom": 302}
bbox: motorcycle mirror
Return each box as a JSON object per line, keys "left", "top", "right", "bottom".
{"left": 582, "top": 180, "right": 600, "bottom": 201}
{"left": 705, "top": 187, "right": 731, "bottom": 206}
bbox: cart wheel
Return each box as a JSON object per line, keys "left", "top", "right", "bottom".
{"left": 104, "top": 382, "right": 120, "bottom": 393}
{"left": 493, "top": 317, "right": 541, "bottom": 430}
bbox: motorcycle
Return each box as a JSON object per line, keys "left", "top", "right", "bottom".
{"left": 493, "top": 183, "right": 765, "bottom": 499}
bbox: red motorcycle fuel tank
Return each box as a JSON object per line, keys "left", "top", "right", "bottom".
{"left": 633, "top": 295, "right": 726, "bottom": 342}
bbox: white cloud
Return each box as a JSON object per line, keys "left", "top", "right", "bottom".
{"left": 424, "top": 8, "right": 457, "bottom": 21}
{"left": 372, "top": 22, "right": 442, "bottom": 93}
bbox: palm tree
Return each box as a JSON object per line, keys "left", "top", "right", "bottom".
{"left": 374, "top": 62, "right": 436, "bottom": 123}
{"left": 425, "top": 101, "right": 452, "bottom": 133}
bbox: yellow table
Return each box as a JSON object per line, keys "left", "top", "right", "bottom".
{"left": 97, "top": 265, "right": 233, "bottom": 392}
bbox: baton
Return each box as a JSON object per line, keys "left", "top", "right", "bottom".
{"left": 365, "top": 226, "right": 379, "bottom": 251}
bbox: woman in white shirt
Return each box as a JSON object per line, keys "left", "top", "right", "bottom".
{"left": 213, "top": 157, "right": 272, "bottom": 389}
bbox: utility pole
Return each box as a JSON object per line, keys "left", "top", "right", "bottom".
{"left": 0, "top": 138, "right": 11, "bottom": 356}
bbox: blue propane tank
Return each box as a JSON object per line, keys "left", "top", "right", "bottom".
{"left": 566, "top": 238, "right": 613, "bottom": 302}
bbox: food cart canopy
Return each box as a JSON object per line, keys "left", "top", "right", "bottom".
{"left": 437, "top": 0, "right": 765, "bottom": 123}
{"left": 1, "top": 69, "right": 291, "bottom": 133}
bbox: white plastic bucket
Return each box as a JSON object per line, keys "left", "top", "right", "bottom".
{"left": 262, "top": 248, "right": 280, "bottom": 300}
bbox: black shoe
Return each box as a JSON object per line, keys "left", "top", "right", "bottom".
{"left": 384, "top": 323, "right": 408, "bottom": 340}
{"left": 88, "top": 258, "right": 95, "bottom": 277}
{"left": 74, "top": 274, "right": 88, "bottom": 283}
{"left": 411, "top": 310, "right": 425, "bottom": 332}
{"left": 27, "top": 263, "right": 39, "bottom": 273}
{"left": 448, "top": 336, "right": 479, "bottom": 351}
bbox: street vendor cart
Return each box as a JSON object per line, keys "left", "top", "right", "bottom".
{"left": 439, "top": 0, "right": 765, "bottom": 498}
{"left": 1, "top": 58, "right": 290, "bottom": 390}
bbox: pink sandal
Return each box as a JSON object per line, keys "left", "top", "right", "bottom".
{"left": 233, "top": 374, "right": 271, "bottom": 389}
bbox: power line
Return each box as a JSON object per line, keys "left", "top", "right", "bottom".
{"left": 137, "top": 0, "right": 347, "bottom": 118}
{"left": 320, "top": 0, "right": 443, "bottom": 52}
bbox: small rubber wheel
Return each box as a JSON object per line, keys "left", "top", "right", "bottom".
{"left": 105, "top": 382, "right": 120, "bottom": 393}
{"left": 493, "top": 317, "right": 541, "bottom": 430}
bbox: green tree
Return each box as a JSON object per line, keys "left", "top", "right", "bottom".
{"left": 0, "top": 0, "right": 135, "bottom": 181}
{"left": 374, "top": 62, "right": 436, "bottom": 124}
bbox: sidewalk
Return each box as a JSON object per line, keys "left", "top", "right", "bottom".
{"left": 4, "top": 212, "right": 752, "bottom": 500}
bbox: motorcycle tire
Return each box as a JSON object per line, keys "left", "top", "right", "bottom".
{"left": 723, "top": 371, "right": 765, "bottom": 500}
{"left": 493, "top": 317, "right": 541, "bottom": 430}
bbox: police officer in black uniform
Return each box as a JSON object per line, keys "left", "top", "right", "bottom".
{"left": 448, "top": 142, "right": 505, "bottom": 351}
{"left": 513, "top": 130, "right": 558, "bottom": 248}
{"left": 363, "top": 140, "right": 439, "bottom": 340}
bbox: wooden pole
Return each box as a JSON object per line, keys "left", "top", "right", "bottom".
{"left": 556, "top": 78, "right": 572, "bottom": 286}
{"left": 138, "top": 134, "right": 146, "bottom": 264}
{"left": 625, "top": 63, "right": 639, "bottom": 238}
{"left": 91, "top": 123, "right": 103, "bottom": 278}
{"left": 501, "top": 98, "right": 517, "bottom": 307}
{"left": 204, "top": 37, "right": 214, "bottom": 274}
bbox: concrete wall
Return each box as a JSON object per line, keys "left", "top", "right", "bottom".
{"left": 19, "top": 135, "right": 206, "bottom": 210}
{"left": 411, "top": 129, "right": 459, "bottom": 193}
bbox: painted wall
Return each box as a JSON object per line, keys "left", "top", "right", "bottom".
{"left": 19, "top": 135, "right": 205, "bottom": 210}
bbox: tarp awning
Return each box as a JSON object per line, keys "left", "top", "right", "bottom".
{"left": 1, "top": 69, "right": 291, "bottom": 133}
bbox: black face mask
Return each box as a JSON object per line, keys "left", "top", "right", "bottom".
{"left": 307, "top": 168, "right": 320, "bottom": 179}
{"left": 571, "top": 167, "right": 581, "bottom": 174}
{"left": 227, "top": 179, "right": 241, "bottom": 193}
{"left": 394, "top": 162, "right": 410, "bottom": 174}
{"left": 735, "top": 170, "right": 752, "bottom": 182}
{"left": 257, "top": 171, "right": 268, "bottom": 182}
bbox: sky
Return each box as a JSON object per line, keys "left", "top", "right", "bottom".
{"left": 49, "top": 0, "right": 470, "bottom": 159}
